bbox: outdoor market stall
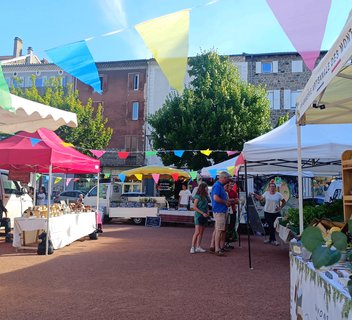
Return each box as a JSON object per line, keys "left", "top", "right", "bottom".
{"left": 0, "top": 128, "right": 100, "bottom": 252}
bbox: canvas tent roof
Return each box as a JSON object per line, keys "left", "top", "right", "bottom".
{"left": 200, "top": 157, "right": 237, "bottom": 177}
{"left": 241, "top": 116, "right": 352, "bottom": 175}
{"left": 296, "top": 11, "right": 352, "bottom": 124}
{"left": 0, "top": 128, "right": 100, "bottom": 174}
{"left": 0, "top": 93, "right": 77, "bottom": 133}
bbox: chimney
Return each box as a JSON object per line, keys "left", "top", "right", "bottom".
{"left": 13, "top": 37, "right": 23, "bottom": 57}
{"left": 27, "top": 47, "right": 33, "bottom": 55}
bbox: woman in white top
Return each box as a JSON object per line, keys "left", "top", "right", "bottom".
{"left": 252, "top": 180, "right": 286, "bottom": 246}
{"left": 37, "top": 186, "right": 47, "bottom": 206}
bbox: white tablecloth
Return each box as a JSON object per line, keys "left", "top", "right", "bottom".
{"left": 13, "top": 212, "right": 96, "bottom": 250}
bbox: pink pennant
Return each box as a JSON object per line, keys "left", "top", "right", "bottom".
{"left": 66, "top": 178, "right": 72, "bottom": 186}
{"left": 152, "top": 173, "right": 160, "bottom": 184}
{"left": 235, "top": 153, "right": 245, "bottom": 166}
{"left": 74, "top": 178, "right": 80, "bottom": 182}
{"left": 226, "top": 151, "right": 238, "bottom": 156}
{"left": 118, "top": 151, "right": 129, "bottom": 159}
{"left": 267, "top": 0, "right": 331, "bottom": 70}
{"left": 90, "top": 149, "right": 106, "bottom": 158}
{"left": 171, "top": 173, "right": 179, "bottom": 181}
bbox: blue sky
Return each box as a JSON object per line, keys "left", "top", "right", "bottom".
{"left": 1, "top": 0, "right": 351, "bottom": 62}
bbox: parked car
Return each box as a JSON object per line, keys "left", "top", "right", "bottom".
{"left": 58, "top": 190, "right": 86, "bottom": 203}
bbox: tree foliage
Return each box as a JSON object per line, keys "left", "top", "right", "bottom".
{"left": 11, "top": 76, "right": 113, "bottom": 155}
{"left": 149, "top": 51, "right": 272, "bottom": 170}
{"left": 276, "top": 113, "right": 290, "bottom": 127}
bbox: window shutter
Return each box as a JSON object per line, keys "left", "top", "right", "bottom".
{"left": 292, "top": 60, "right": 303, "bottom": 72}
{"left": 284, "top": 90, "right": 291, "bottom": 109}
{"left": 272, "top": 61, "right": 278, "bottom": 73}
{"left": 273, "top": 90, "right": 280, "bottom": 109}
{"left": 256, "top": 62, "right": 261, "bottom": 74}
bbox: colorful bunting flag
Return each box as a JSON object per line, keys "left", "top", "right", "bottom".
{"left": 266, "top": 0, "right": 331, "bottom": 70}
{"left": 118, "top": 173, "right": 126, "bottom": 182}
{"left": 174, "top": 150, "right": 185, "bottom": 157}
{"left": 227, "top": 166, "right": 235, "bottom": 176}
{"left": 45, "top": 40, "right": 102, "bottom": 93}
{"left": 61, "top": 142, "right": 74, "bottom": 147}
{"left": 152, "top": 173, "right": 160, "bottom": 184}
{"left": 54, "top": 177, "right": 62, "bottom": 184}
{"left": 208, "top": 169, "right": 218, "bottom": 179}
{"left": 135, "top": 10, "right": 190, "bottom": 94}
{"left": 171, "top": 173, "right": 179, "bottom": 181}
{"left": 145, "top": 151, "right": 158, "bottom": 157}
{"left": 190, "top": 171, "right": 198, "bottom": 180}
{"left": 0, "top": 63, "right": 13, "bottom": 111}
{"left": 90, "top": 150, "right": 106, "bottom": 158}
{"left": 118, "top": 151, "right": 129, "bottom": 159}
{"left": 66, "top": 178, "right": 72, "bottom": 186}
{"left": 226, "top": 151, "right": 237, "bottom": 156}
{"left": 201, "top": 149, "right": 212, "bottom": 156}
{"left": 235, "top": 153, "right": 245, "bottom": 166}
{"left": 135, "top": 174, "right": 143, "bottom": 181}
{"left": 29, "top": 138, "right": 41, "bottom": 146}
{"left": 35, "top": 174, "right": 40, "bottom": 181}
{"left": 104, "top": 173, "right": 111, "bottom": 178}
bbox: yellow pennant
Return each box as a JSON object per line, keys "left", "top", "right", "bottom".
{"left": 201, "top": 149, "right": 212, "bottom": 156}
{"left": 54, "top": 177, "right": 62, "bottom": 184}
{"left": 227, "top": 166, "right": 235, "bottom": 176}
{"left": 135, "top": 10, "right": 190, "bottom": 94}
{"left": 135, "top": 174, "right": 143, "bottom": 181}
{"left": 61, "top": 142, "right": 74, "bottom": 147}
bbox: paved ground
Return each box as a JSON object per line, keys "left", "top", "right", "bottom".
{"left": 0, "top": 223, "right": 290, "bottom": 320}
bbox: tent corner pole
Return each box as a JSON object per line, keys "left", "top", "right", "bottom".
{"left": 244, "top": 160, "right": 253, "bottom": 269}
{"left": 46, "top": 164, "right": 53, "bottom": 256}
{"left": 297, "top": 124, "right": 304, "bottom": 235}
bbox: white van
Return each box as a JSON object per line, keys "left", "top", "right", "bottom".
{"left": 0, "top": 170, "right": 33, "bottom": 224}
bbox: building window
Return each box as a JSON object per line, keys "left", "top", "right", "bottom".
{"left": 291, "top": 90, "right": 302, "bottom": 109}
{"left": 133, "top": 74, "right": 139, "bottom": 90}
{"left": 267, "top": 90, "right": 280, "bottom": 109}
{"left": 132, "top": 102, "right": 139, "bottom": 120}
{"left": 35, "top": 78, "right": 43, "bottom": 87}
{"left": 292, "top": 60, "right": 303, "bottom": 73}
{"left": 125, "top": 136, "right": 139, "bottom": 151}
{"left": 13, "top": 76, "right": 24, "bottom": 88}
{"left": 262, "top": 62, "right": 272, "bottom": 73}
{"left": 128, "top": 73, "right": 140, "bottom": 91}
{"left": 284, "top": 89, "right": 302, "bottom": 109}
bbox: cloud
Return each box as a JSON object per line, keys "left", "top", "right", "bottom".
{"left": 98, "top": 0, "right": 128, "bottom": 28}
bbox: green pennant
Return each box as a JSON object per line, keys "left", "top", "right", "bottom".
{"left": 0, "top": 63, "right": 13, "bottom": 111}
{"left": 145, "top": 151, "right": 158, "bottom": 157}
{"left": 35, "top": 174, "right": 41, "bottom": 181}
{"left": 190, "top": 171, "right": 197, "bottom": 180}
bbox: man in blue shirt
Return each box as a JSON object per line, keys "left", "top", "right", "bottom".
{"left": 210, "top": 171, "right": 232, "bottom": 256}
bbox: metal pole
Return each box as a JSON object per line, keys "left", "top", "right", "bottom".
{"left": 297, "top": 124, "right": 304, "bottom": 234}
{"left": 46, "top": 164, "right": 52, "bottom": 256}
{"left": 244, "top": 161, "right": 253, "bottom": 269}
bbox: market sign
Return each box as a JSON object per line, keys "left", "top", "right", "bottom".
{"left": 8, "top": 170, "right": 30, "bottom": 184}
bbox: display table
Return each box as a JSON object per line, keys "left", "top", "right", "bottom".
{"left": 159, "top": 209, "right": 195, "bottom": 224}
{"left": 290, "top": 255, "right": 352, "bottom": 320}
{"left": 13, "top": 212, "right": 96, "bottom": 250}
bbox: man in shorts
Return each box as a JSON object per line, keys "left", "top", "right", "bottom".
{"left": 209, "top": 171, "right": 232, "bottom": 256}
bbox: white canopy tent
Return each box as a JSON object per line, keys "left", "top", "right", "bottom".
{"left": 0, "top": 93, "right": 78, "bottom": 133}
{"left": 295, "top": 10, "right": 352, "bottom": 233}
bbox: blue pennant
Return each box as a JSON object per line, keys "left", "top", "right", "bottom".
{"left": 118, "top": 173, "right": 126, "bottom": 182}
{"left": 29, "top": 138, "right": 41, "bottom": 146}
{"left": 174, "top": 150, "right": 185, "bottom": 157}
{"left": 46, "top": 40, "right": 102, "bottom": 94}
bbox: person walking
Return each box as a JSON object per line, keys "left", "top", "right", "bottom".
{"left": 209, "top": 171, "right": 233, "bottom": 256}
{"left": 190, "top": 182, "right": 209, "bottom": 254}
{"left": 252, "top": 180, "right": 286, "bottom": 246}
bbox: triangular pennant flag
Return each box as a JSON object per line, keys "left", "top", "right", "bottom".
{"left": 118, "top": 151, "right": 130, "bottom": 159}
{"left": 209, "top": 169, "right": 218, "bottom": 179}
{"left": 90, "top": 150, "right": 106, "bottom": 158}
{"left": 135, "top": 10, "right": 190, "bottom": 94}
{"left": 200, "top": 149, "right": 212, "bottom": 156}
{"left": 45, "top": 40, "right": 102, "bottom": 93}
{"left": 61, "top": 142, "right": 74, "bottom": 147}
{"left": 118, "top": 173, "right": 126, "bottom": 182}
{"left": 190, "top": 171, "right": 198, "bottom": 180}
{"left": 152, "top": 173, "right": 160, "bottom": 184}
{"left": 145, "top": 151, "right": 158, "bottom": 157}
{"left": 171, "top": 173, "right": 179, "bottom": 181}
{"left": 174, "top": 150, "right": 185, "bottom": 158}
{"left": 135, "top": 174, "right": 143, "bottom": 181}
{"left": 86, "top": 178, "right": 91, "bottom": 182}
{"left": 105, "top": 173, "right": 111, "bottom": 178}
{"left": 66, "top": 178, "right": 72, "bottom": 186}
{"left": 227, "top": 166, "right": 235, "bottom": 176}
{"left": 74, "top": 178, "right": 80, "bottom": 182}
{"left": 0, "top": 63, "right": 13, "bottom": 111}
{"left": 35, "top": 174, "right": 41, "bottom": 181}
{"left": 54, "top": 177, "right": 62, "bottom": 184}
{"left": 29, "top": 138, "right": 41, "bottom": 146}
{"left": 266, "top": 0, "right": 331, "bottom": 70}
{"left": 226, "top": 151, "right": 237, "bottom": 156}
{"left": 235, "top": 153, "right": 245, "bottom": 166}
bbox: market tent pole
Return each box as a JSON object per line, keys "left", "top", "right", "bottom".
{"left": 46, "top": 164, "right": 53, "bottom": 256}
{"left": 97, "top": 175, "right": 100, "bottom": 221}
{"left": 297, "top": 124, "right": 304, "bottom": 234}
{"left": 244, "top": 160, "right": 253, "bottom": 269}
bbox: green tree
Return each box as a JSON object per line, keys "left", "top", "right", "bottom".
{"left": 11, "top": 76, "right": 112, "bottom": 154}
{"left": 276, "top": 112, "right": 290, "bottom": 127}
{"left": 149, "top": 51, "right": 272, "bottom": 170}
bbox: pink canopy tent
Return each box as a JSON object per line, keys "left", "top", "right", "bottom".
{"left": 0, "top": 128, "right": 100, "bottom": 174}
